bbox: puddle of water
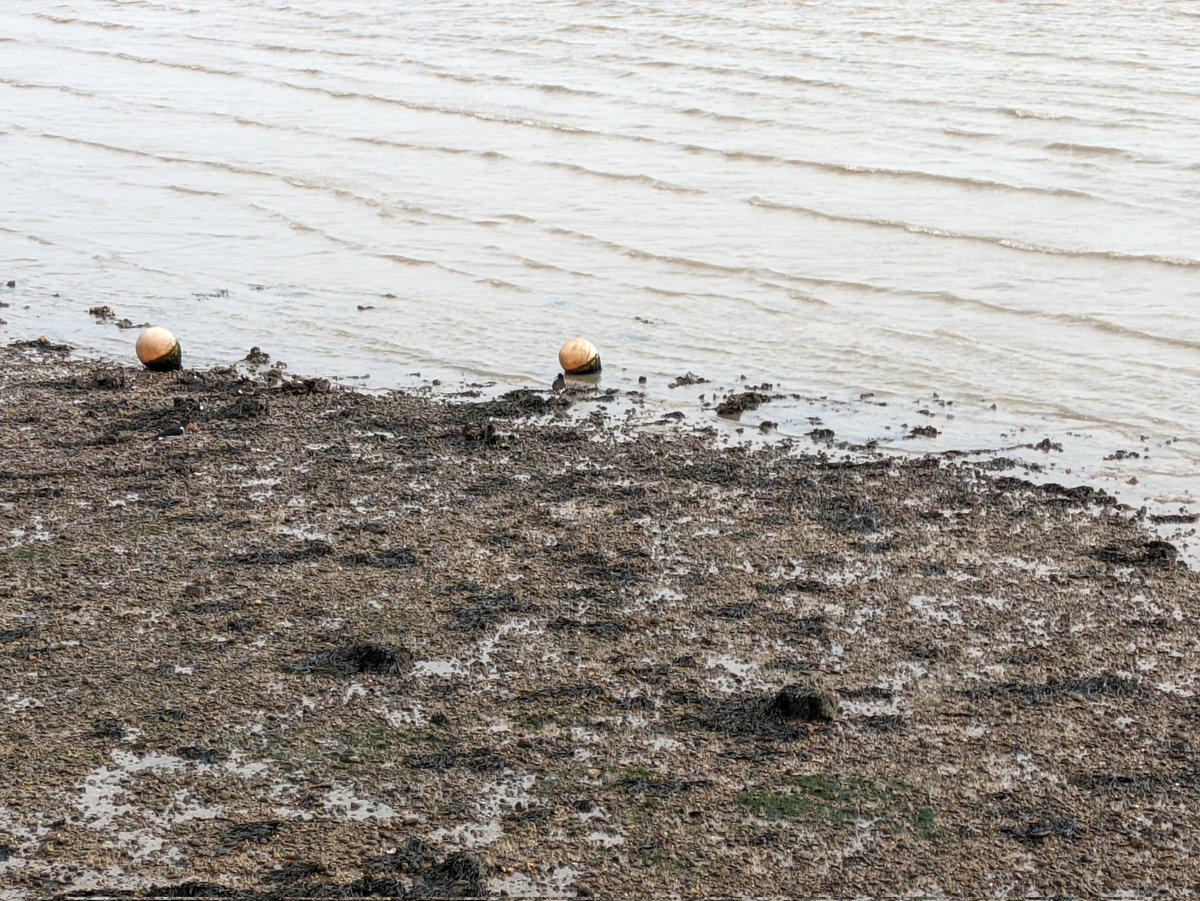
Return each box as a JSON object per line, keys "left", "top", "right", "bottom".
{"left": 321, "top": 784, "right": 398, "bottom": 821}
{"left": 76, "top": 751, "right": 185, "bottom": 829}
{"left": 275, "top": 525, "right": 330, "bottom": 542}
{"left": 223, "top": 750, "right": 271, "bottom": 779}
{"left": 429, "top": 774, "right": 537, "bottom": 850}
{"left": 488, "top": 866, "right": 581, "bottom": 898}
{"left": 586, "top": 830, "right": 625, "bottom": 848}
{"left": 907, "top": 595, "right": 964, "bottom": 626}
{"left": 414, "top": 618, "right": 541, "bottom": 679}
{"left": 0, "top": 805, "right": 49, "bottom": 880}
{"left": 381, "top": 703, "right": 427, "bottom": 727}
{"left": 3, "top": 693, "right": 41, "bottom": 711}
{"left": 706, "top": 654, "right": 768, "bottom": 694}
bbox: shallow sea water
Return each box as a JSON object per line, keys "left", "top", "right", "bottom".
{"left": 2, "top": 1, "right": 1198, "bottom": 534}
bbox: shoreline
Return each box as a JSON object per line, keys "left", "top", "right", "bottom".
{"left": 10, "top": 301, "right": 1200, "bottom": 567}
{"left": 6, "top": 304, "right": 1200, "bottom": 564}
{"left": 1, "top": 340, "right": 1197, "bottom": 898}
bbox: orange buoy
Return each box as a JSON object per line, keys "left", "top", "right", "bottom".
{"left": 135, "top": 326, "right": 182, "bottom": 372}
{"left": 558, "top": 336, "right": 601, "bottom": 375}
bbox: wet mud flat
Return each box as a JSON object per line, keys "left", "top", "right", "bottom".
{"left": 1, "top": 342, "right": 1198, "bottom": 899}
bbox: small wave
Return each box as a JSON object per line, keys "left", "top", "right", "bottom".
{"left": 251, "top": 43, "right": 312, "bottom": 55}
{"left": 0, "top": 226, "right": 54, "bottom": 246}
{"left": 619, "top": 245, "right": 752, "bottom": 278}
{"left": 112, "top": 51, "right": 241, "bottom": 81}
{"left": 641, "top": 285, "right": 700, "bottom": 299}
{"left": 785, "top": 289, "right": 831, "bottom": 307}
{"left": 246, "top": 203, "right": 483, "bottom": 280}
{"left": 32, "top": 12, "right": 134, "bottom": 29}
{"left": 1068, "top": 317, "right": 1200, "bottom": 352}
{"left": 747, "top": 196, "right": 1198, "bottom": 268}
{"left": 476, "top": 278, "right": 529, "bottom": 292}
{"left": 311, "top": 129, "right": 692, "bottom": 200}
{"left": 246, "top": 205, "right": 479, "bottom": 282}
{"left": 526, "top": 81, "right": 603, "bottom": 98}
{"left": 280, "top": 219, "right": 321, "bottom": 235}
{"left": 539, "top": 224, "right": 780, "bottom": 287}
{"left": 512, "top": 256, "right": 595, "bottom": 280}
{"left": 637, "top": 284, "right": 784, "bottom": 314}
{"left": 339, "top": 134, "right": 501, "bottom": 163}
{"left": 515, "top": 257, "right": 555, "bottom": 272}
{"left": 1000, "top": 107, "right": 1076, "bottom": 121}
{"left": 37, "top": 133, "right": 378, "bottom": 216}
{"left": 690, "top": 146, "right": 1097, "bottom": 200}
{"left": 165, "top": 185, "right": 223, "bottom": 197}
{"left": 553, "top": 21, "right": 623, "bottom": 34}
{"left": 643, "top": 58, "right": 852, "bottom": 93}
{"left": 378, "top": 253, "right": 446, "bottom": 268}
{"left": 536, "top": 221, "right": 967, "bottom": 305}
{"left": 995, "top": 239, "right": 1196, "bottom": 268}
{"left": 544, "top": 161, "right": 701, "bottom": 194}
{"left": 34, "top": 133, "right": 155, "bottom": 160}
{"left": 0, "top": 78, "right": 97, "bottom": 98}
{"left": 922, "top": 290, "right": 1200, "bottom": 352}
{"left": 1046, "top": 141, "right": 1138, "bottom": 159}
{"left": 232, "top": 115, "right": 283, "bottom": 130}
{"left": 679, "top": 107, "right": 767, "bottom": 125}
{"left": 347, "top": 131, "right": 695, "bottom": 195}
{"left": 88, "top": 253, "right": 174, "bottom": 278}
{"left": 942, "top": 127, "right": 997, "bottom": 139}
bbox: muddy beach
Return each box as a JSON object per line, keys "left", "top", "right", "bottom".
{"left": 0, "top": 341, "right": 1197, "bottom": 899}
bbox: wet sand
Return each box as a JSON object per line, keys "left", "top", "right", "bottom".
{"left": 1, "top": 340, "right": 1197, "bottom": 898}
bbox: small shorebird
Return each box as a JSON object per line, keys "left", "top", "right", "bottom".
{"left": 153, "top": 422, "right": 199, "bottom": 440}
{"left": 552, "top": 372, "right": 566, "bottom": 393}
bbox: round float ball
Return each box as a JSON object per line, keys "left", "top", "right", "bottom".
{"left": 135, "top": 326, "right": 182, "bottom": 372}
{"left": 558, "top": 336, "right": 601, "bottom": 375}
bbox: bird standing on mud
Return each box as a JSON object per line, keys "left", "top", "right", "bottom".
{"left": 153, "top": 422, "right": 199, "bottom": 440}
